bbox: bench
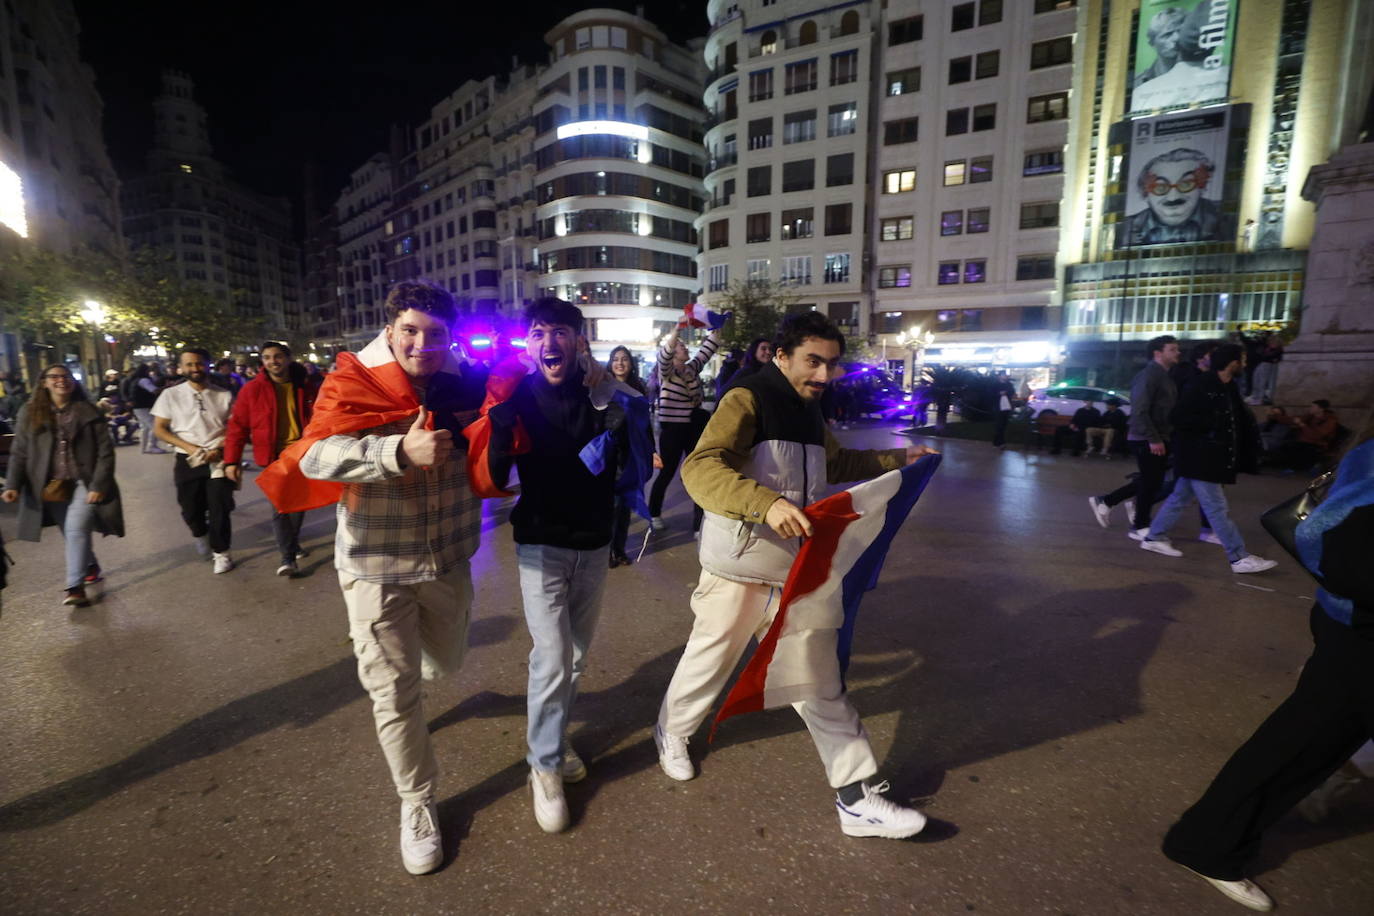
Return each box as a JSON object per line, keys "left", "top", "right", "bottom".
{"left": 1028, "top": 413, "right": 1074, "bottom": 450}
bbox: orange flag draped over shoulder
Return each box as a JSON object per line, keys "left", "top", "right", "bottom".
{"left": 257, "top": 351, "right": 422, "bottom": 513}
{"left": 463, "top": 357, "right": 531, "bottom": 498}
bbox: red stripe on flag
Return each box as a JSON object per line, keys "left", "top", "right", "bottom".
{"left": 712, "top": 491, "right": 859, "bottom": 737}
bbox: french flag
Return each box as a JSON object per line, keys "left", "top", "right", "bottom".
{"left": 712, "top": 454, "right": 942, "bottom": 735}
{"left": 681, "top": 302, "right": 729, "bottom": 330}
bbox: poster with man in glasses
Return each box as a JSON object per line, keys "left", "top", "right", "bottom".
{"left": 1118, "top": 109, "right": 1235, "bottom": 247}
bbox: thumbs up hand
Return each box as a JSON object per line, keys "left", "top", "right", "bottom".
{"left": 399, "top": 406, "right": 454, "bottom": 468}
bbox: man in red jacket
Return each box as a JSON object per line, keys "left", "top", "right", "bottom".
{"left": 224, "top": 342, "right": 321, "bottom": 576}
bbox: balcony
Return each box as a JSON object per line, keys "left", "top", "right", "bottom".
{"left": 707, "top": 152, "right": 738, "bottom": 172}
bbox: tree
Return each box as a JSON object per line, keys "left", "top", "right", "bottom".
{"left": 709, "top": 280, "right": 799, "bottom": 353}
{"left": 0, "top": 247, "right": 264, "bottom": 378}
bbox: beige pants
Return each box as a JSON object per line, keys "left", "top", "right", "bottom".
{"left": 658, "top": 570, "right": 878, "bottom": 788}
{"left": 1086, "top": 427, "right": 1115, "bottom": 453}
{"left": 339, "top": 562, "right": 473, "bottom": 805}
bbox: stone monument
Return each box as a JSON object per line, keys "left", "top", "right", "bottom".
{"left": 1282, "top": 143, "right": 1374, "bottom": 414}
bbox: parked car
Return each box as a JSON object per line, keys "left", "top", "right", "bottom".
{"left": 832, "top": 364, "right": 911, "bottom": 419}
{"left": 1026, "top": 385, "right": 1132, "bottom": 416}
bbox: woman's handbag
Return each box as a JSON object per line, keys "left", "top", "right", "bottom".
{"left": 1259, "top": 469, "right": 1335, "bottom": 568}
{"left": 41, "top": 478, "right": 75, "bottom": 503}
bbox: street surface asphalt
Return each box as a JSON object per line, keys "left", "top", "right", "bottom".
{"left": 1, "top": 423, "right": 1371, "bottom": 914}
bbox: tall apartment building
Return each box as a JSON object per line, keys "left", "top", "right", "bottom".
{"left": 699, "top": 0, "right": 873, "bottom": 353}
{"left": 1060, "top": 0, "right": 1374, "bottom": 385}
{"left": 873, "top": 0, "right": 1076, "bottom": 388}
{"left": 382, "top": 74, "right": 513, "bottom": 323}
{"left": 700, "top": 0, "right": 1073, "bottom": 387}
{"left": 334, "top": 152, "right": 393, "bottom": 350}
{"left": 0, "top": 0, "right": 123, "bottom": 377}
{"left": 301, "top": 197, "right": 340, "bottom": 357}
{"left": 534, "top": 9, "right": 709, "bottom": 358}
{"left": 121, "top": 71, "right": 303, "bottom": 344}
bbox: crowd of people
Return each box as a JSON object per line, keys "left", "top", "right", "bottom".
{"left": 0, "top": 280, "right": 1369, "bottom": 911}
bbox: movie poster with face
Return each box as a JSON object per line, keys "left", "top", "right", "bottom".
{"left": 1131, "top": 0, "right": 1235, "bottom": 114}
{"left": 1117, "top": 108, "right": 1234, "bottom": 248}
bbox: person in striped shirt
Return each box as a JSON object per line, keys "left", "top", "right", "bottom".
{"left": 649, "top": 322, "right": 723, "bottom": 532}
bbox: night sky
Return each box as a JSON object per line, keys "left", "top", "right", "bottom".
{"left": 73, "top": 1, "right": 706, "bottom": 217}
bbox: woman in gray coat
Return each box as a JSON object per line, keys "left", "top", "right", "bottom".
{"left": 2, "top": 365, "right": 124, "bottom": 606}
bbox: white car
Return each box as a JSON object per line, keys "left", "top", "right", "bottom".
{"left": 1026, "top": 385, "right": 1132, "bottom": 417}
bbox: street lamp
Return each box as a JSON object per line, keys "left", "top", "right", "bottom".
{"left": 79, "top": 299, "right": 107, "bottom": 378}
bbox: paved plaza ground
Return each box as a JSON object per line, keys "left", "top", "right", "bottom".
{"left": 1, "top": 424, "right": 1371, "bottom": 915}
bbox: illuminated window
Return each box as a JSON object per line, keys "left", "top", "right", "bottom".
{"left": 943, "top": 161, "right": 967, "bottom": 186}
{"left": 883, "top": 169, "right": 916, "bottom": 194}
{"left": 179, "top": 163, "right": 193, "bottom": 173}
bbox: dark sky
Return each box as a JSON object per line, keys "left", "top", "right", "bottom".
{"left": 73, "top": 1, "right": 706, "bottom": 217}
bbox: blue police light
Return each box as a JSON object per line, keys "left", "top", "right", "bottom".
{"left": 510, "top": 337, "right": 527, "bottom": 347}
{"left": 471, "top": 335, "right": 492, "bottom": 348}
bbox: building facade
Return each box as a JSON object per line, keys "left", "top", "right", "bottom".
{"left": 0, "top": 0, "right": 123, "bottom": 378}
{"left": 334, "top": 151, "right": 393, "bottom": 350}
{"left": 698, "top": 0, "right": 873, "bottom": 354}
{"left": 872, "top": 0, "right": 1076, "bottom": 388}
{"left": 534, "top": 9, "right": 709, "bottom": 359}
{"left": 698, "top": 0, "right": 1076, "bottom": 388}
{"left": 121, "top": 71, "right": 303, "bottom": 345}
{"left": 1059, "top": 0, "right": 1374, "bottom": 386}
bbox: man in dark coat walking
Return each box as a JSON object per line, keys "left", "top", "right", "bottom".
{"left": 1138, "top": 343, "right": 1276, "bottom": 573}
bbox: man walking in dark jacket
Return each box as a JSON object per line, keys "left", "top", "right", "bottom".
{"left": 224, "top": 342, "right": 321, "bottom": 576}
{"left": 1139, "top": 343, "right": 1276, "bottom": 573}
{"left": 1088, "top": 335, "right": 1179, "bottom": 535}
{"left": 484, "top": 297, "right": 642, "bottom": 835}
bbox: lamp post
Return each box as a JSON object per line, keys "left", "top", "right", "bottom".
{"left": 79, "top": 299, "right": 107, "bottom": 380}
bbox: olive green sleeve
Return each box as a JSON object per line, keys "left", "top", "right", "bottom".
{"left": 823, "top": 426, "right": 906, "bottom": 484}
{"left": 680, "top": 388, "right": 782, "bottom": 522}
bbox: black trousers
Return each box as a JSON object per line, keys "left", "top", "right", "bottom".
{"left": 991, "top": 410, "right": 1012, "bottom": 447}
{"left": 610, "top": 495, "right": 631, "bottom": 556}
{"left": 1163, "top": 605, "right": 1374, "bottom": 880}
{"left": 173, "top": 454, "right": 234, "bottom": 553}
{"left": 273, "top": 511, "right": 305, "bottom": 562}
{"left": 1103, "top": 441, "right": 1170, "bottom": 529}
{"left": 649, "top": 416, "right": 706, "bottom": 527}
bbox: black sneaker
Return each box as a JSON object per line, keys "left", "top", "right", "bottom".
{"left": 83, "top": 563, "right": 103, "bottom": 584}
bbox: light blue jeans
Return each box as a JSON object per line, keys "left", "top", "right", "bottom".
{"left": 46, "top": 481, "right": 98, "bottom": 589}
{"left": 516, "top": 542, "right": 608, "bottom": 772}
{"left": 1146, "top": 477, "right": 1246, "bottom": 563}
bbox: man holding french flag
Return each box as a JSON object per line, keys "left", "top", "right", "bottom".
{"left": 653, "top": 310, "right": 940, "bottom": 839}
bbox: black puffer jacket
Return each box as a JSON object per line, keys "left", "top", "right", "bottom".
{"left": 1170, "top": 372, "right": 1259, "bottom": 484}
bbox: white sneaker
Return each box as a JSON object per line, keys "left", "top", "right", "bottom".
{"left": 1088, "top": 496, "right": 1111, "bottom": 528}
{"left": 399, "top": 801, "right": 442, "bottom": 875}
{"left": 1141, "top": 538, "right": 1183, "bottom": 557}
{"left": 212, "top": 552, "right": 234, "bottom": 574}
{"left": 836, "top": 780, "right": 927, "bottom": 839}
{"left": 650, "top": 516, "right": 667, "bottom": 532}
{"left": 562, "top": 743, "right": 587, "bottom": 783}
{"left": 276, "top": 561, "right": 297, "bottom": 577}
{"left": 193, "top": 535, "right": 211, "bottom": 558}
{"left": 1124, "top": 498, "right": 1136, "bottom": 523}
{"left": 1231, "top": 555, "right": 1277, "bottom": 574}
{"left": 1198, "top": 530, "right": 1223, "bottom": 545}
{"left": 1128, "top": 527, "right": 1150, "bottom": 541}
{"left": 529, "top": 768, "right": 569, "bottom": 833}
{"left": 654, "top": 723, "right": 694, "bottom": 781}
{"left": 1177, "top": 864, "right": 1274, "bottom": 912}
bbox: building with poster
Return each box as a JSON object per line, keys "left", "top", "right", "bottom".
{"left": 1059, "top": 0, "right": 1374, "bottom": 386}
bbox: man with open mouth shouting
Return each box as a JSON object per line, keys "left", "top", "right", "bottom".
{"left": 478, "top": 297, "right": 645, "bottom": 834}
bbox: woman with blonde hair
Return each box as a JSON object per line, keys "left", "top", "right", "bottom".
{"left": 1, "top": 365, "right": 125, "bottom": 606}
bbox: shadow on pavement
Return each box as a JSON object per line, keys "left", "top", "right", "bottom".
{"left": 0, "top": 657, "right": 362, "bottom": 831}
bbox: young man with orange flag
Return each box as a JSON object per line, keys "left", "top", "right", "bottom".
{"left": 258, "top": 280, "right": 486, "bottom": 876}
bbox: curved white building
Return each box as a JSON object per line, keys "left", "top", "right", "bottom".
{"left": 533, "top": 9, "right": 708, "bottom": 357}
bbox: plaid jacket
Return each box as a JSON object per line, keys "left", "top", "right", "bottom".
{"left": 301, "top": 414, "right": 481, "bottom": 585}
